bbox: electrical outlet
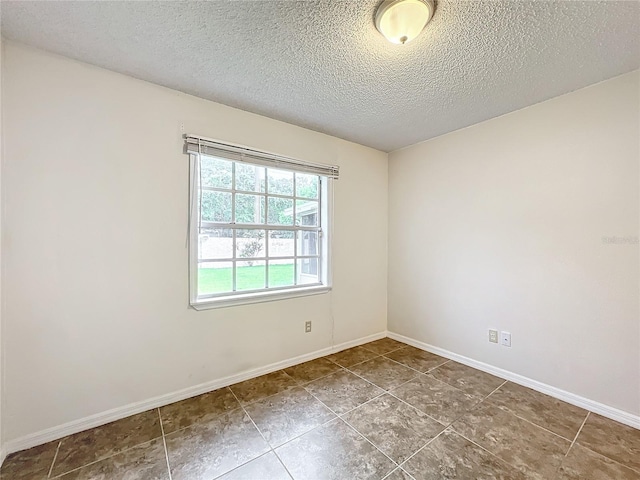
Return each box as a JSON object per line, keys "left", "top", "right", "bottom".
{"left": 305, "top": 321, "right": 312, "bottom": 333}
{"left": 489, "top": 329, "right": 498, "bottom": 343}
{"left": 500, "top": 331, "right": 512, "bottom": 347}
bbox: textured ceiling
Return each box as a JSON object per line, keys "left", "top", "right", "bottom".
{"left": 2, "top": 1, "right": 639, "bottom": 152}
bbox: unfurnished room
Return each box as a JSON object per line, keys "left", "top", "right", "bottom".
{"left": 0, "top": 1, "right": 638, "bottom": 479}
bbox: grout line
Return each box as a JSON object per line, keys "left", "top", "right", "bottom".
{"left": 567, "top": 438, "right": 640, "bottom": 476}
{"left": 300, "top": 381, "right": 351, "bottom": 418}
{"left": 228, "top": 371, "right": 300, "bottom": 408}
{"left": 566, "top": 411, "right": 590, "bottom": 456}
{"left": 226, "top": 388, "right": 296, "bottom": 480}
{"left": 381, "top": 467, "right": 416, "bottom": 480}
{"left": 266, "top": 413, "right": 340, "bottom": 451}
{"left": 335, "top": 390, "right": 389, "bottom": 418}
{"left": 210, "top": 450, "right": 280, "bottom": 480}
{"left": 383, "top": 388, "right": 449, "bottom": 427}
{"left": 46, "top": 441, "right": 61, "bottom": 479}
{"left": 481, "top": 397, "right": 577, "bottom": 443}
{"left": 397, "top": 427, "right": 449, "bottom": 469}
{"left": 342, "top": 359, "right": 422, "bottom": 393}
{"left": 157, "top": 408, "right": 173, "bottom": 480}
{"left": 561, "top": 412, "right": 640, "bottom": 476}
{"left": 290, "top": 365, "right": 349, "bottom": 388}
{"left": 325, "top": 350, "right": 383, "bottom": 369}
{"left": 272, "top": 450, "right": 295, "bottom": 480}
{"left": 359, "top": 343, "right": 407, "bottom": 356}
{"left": 380, "top": 355, "right": 433, "bottom": 376}
{"left": 339, "top": 417, "right": 399, "bottom": 469}
{"left": 477, "top": 379, "right": 508, "bottom": 403}
{"left": 48, "top": 438, "right": 160, "bottom": 479}
{"left": 463, "top": 380, "right": 581, "bottom": 444}
{"left": 299, "top": 366, "right": 450, "bottom": 473}
{"left": 451, "top": 429, "right": 533, "bottom": 476}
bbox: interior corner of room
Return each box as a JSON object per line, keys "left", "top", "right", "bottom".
{"left": 0, "top": 1, "right": 638, "bottom": 478}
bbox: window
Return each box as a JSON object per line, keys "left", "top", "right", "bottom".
{"left": 186, "top": 136, "right": 337, "bottom": 309}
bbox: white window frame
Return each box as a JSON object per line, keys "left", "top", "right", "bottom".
{"left": 187, "top": 143, "right": 333, "bottom": 310}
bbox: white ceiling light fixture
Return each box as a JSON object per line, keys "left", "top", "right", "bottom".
{"left": 375, "top": 0, "right": 435, "bottom": 45}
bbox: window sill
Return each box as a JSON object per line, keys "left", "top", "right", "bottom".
{"left": 190, "top": 285, "right": 331, "bottom": 310}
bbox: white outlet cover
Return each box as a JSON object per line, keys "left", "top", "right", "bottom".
{"left": 489, "top": 329, "right": 498, "bottom": 343}
{"left": 500, "top": 331, "right": 512, "bottom": 347}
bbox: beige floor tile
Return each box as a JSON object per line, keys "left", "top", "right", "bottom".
{"left": 217, "top": 452, "right": 292, "bottom": 480}
{"left": 349, "top": 356, "right": 418, "bottom": 390}
{"left": 403, "top": 429, "right": 527, "bottom": 480}
{"left": 51, "top": 409, "right": 162, "bottom": 477}
{"left": 244, "top": 387, "right": 335, "bottom": 447}
{"left": 159, "top": 387, "right": 240, "bottom": 434}
{"left": 576, "top": 413, "right": 640, "bottom": 472}
{"left": 229, "top": 370, "right": 298, "bottom": 405}
{"left": 165, "top": 408, "right": 269, "bottom": 480}
{"left": 384, "top": 347, "right": 449, "bottom": 373}
{"left": 325, "top": 346, "right": 378, "bottom": 368}
{"left": 361, "top": 338, "right": 407, "bottom": 355}
{"left": 392, "top": 374, "right": 483, "bottom": 424}
{"left": 275, "top": 418, "right": 396, "bottom": 480}
{"left": 487, "top": 382, "right": 588, "bottom": 440}
{"left": 0, "top": 440, "right": 59, "bottom": 480}
{"left": 304, "top": 369, "right": 384, "bottom": 415}
{"left": 451, "top": 402, "right": 570, "bottom": 479}
{"left": 429, "top": 361, "right": 505, "bottom": 397}
{"left": 343, "top": 394, "right": 444, "bottom": 463}
{"left": 57, "top": 439, "right": 169, "bottom": 479}
{"left": 284, "top": 357, "right": 342, "bottom": 384}
{"left": 557, "top": 444, "right": 640, "bottom": 480}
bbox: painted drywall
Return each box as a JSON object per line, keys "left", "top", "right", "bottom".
{"left": 0, "top": 31, "right": 4, "bottom": 455}
{"left": 388, "top": 71, "right": 640, "bottom": 416}
{"left": 1, "top": 42, "right": 388, "bottom": 443}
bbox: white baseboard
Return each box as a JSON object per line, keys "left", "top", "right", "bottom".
{"left": 3, "top": 331, "right": 386, "bottom": 457}
{"left": 387, "top": 331, "right": 640, "bottom": 430}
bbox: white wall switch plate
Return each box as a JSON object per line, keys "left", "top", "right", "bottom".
{"left": 500, "top": 331, "right": 511, "bottom": 347}
{"left": 489, "top": 329, "right": 498, "bottom": 343}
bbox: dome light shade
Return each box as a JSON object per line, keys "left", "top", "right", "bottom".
{"left": 375, "top": 0, "right": 435, "bottom": 45}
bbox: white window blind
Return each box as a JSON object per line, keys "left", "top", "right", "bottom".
{"left": 185, "top": 135, "right": 339, "bottom": 179}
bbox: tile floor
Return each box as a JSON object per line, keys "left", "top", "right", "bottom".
{"left": 3, "top": 337, "right": 639, "bottom": 480}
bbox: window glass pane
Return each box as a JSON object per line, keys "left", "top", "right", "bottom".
{"left": 236, "top": 260, "right": 266, "bottom": 291}
{"left": 201, "top": 191, "right": 232, "bottom": 223}
{"left": 295, "top": 200, "right": 319, "bottom": 226}
{"left": 235, "top": 194, "right": 265, "bottom": 224}
{"left": 267, "top": 168, "right": 293, "bottom": 196}
{"left": 269, "top": 259, "right": 294, "bottom": 287}
{"left": 236, "top": 164, "right": 266, "bottom": 193}
{"left": 267, "top": 197, "right": 293, "bottom": 225}
{"left": 199, "top": 228, "right": 233, "bottom": 260}
{"left": 236, "top": 229, "right": 265, "bottom": 260}
{"left": 200, "top": 156, "right": 232, "bottom": 189}
{"left": 297, "top": 258, "right": 319, "bottom": 285}
{"left": 297, "top": 231, "right": 319, "bottom": 257}
{"left": 198, "top": 261, "right": 232, "bottom": 295}
{"left": 269, "top": 230, "right": 294, "bottom": 257}
{"left": 296, "top": 173, "right": 319, "bottom": 199}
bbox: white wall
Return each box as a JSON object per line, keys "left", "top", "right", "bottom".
{"left": 0, "top": 30, "right": 4, "bottom": 455}
{"left": 389, "top": 71, "right": 640, "bottom": 416}
{"left": 1, "top": 42, "right": 388, "bottom": 443}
